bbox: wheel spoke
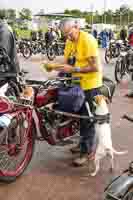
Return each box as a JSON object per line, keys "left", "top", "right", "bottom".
{"left": 0, "top": 140, "right": 28, "bottom": 172}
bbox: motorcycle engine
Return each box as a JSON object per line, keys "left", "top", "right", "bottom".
{"left": 39, "top": 108, "right": 79, "bottom": 145}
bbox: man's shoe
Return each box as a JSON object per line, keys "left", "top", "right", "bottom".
{"left": 70, "top": 144, "right": 80, "bottom": 154}
{"left": 72, "top": 152, "right": 95, "bottom": 167}
{"left": 72, "top": 154, "right": 88, "bottom": 167}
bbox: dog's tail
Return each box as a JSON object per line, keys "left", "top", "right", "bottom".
{"left": 112, "top": 148, "right": 128, "bottom": 155}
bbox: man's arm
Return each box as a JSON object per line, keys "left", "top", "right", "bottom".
{"left": 57, "top": 37, "right": 100, "bottom": 73}
{"left": 78, "top": 56, "right": 99, "bottom": 73}
{"left": 0, "top": 26, "right": 10, "bottom": 53}
{"left": 61, "top": 56, "right": 99, "bottom": 74}
{"left": 76, "top": 35, "right": 101, "bottom": 73}
{"left": 0, "top": 24, "right": 20, "bottom": 73}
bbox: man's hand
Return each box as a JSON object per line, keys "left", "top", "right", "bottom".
{"left": 63, "top": 64, "right": 73, "bottom": 73}
{"left": 58, "top": 64, "right": 73, "bottom": 73}
{"left": 42, "top": 61, "right": 73, "bottom": 73}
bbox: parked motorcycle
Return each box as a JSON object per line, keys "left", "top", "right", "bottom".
{"left": 105, "top": 40, "right": 127, "bottom": 64}
{"left": 17, "top": 39, "right": 65, "bottom": 61}
{"left": 16, "top": 39, "right": 32, "bottom": 59}
{"left": 114, "top": 45, "right": 133, "bottom": 83}
{"left": 30, "top": 40, "right": 47, "bottom": 56}
{"left": 0, "top": 73, "right": 116, "bottom": 183}
{"left": 0, "top": 48, "right": 116, "bottom": 183}
{"left": 46, "top": 40, "right": 65, "bottom": 61}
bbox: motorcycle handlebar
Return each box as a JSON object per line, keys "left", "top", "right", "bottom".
{"left": 122, "top": 114, "right": 133, "bottom": 122}
{"left": 55, "top": 77, "right": 80, "bottom": 81}
{"left": 26, "top": 77, "right": 80, "bottom": 86}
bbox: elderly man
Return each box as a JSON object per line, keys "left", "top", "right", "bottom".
{"left": 48, "top": 19, "right": 103, "bottom": 167}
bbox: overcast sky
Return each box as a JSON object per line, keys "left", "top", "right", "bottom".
{"left": 0, "top": 0, "right": 133, "bottom": 13}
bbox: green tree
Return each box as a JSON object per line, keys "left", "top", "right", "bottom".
{"left": 63, "top": 7, "right": 133, "bottom": 26}
{"left": 64, "top": 9, "right": 71, "bottom": 14}
{"left": 85, "top": 15, "right": 91, "bottom": 24}
{"left": 19, "top": 8, "right": 32, "bottom": 20}
{"left": 71, "top": 9, "right": 81, "bottom": 17}
{"left": 7, "top": 9, "right": 16, "bottom": 21}
{"left": 0, "top": 9, "right": 7, "bottom": 19}
{"left": 64, "top": 9, "right": 81, "bottom": 17}
{"left": 94, "top": 10, "right": 101, "bottom": 23}
{"left": 82, "top": 11, "right": 88, "bottom": 16}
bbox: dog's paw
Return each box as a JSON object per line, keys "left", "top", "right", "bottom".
{"left": 89, "top": 171, "right": 97, "bottom": 177}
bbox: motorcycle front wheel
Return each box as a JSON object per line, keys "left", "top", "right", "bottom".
{"left": 105, "top": 48, "right": 112, "bottom": 64}
{"left": 22, "top": 46, "right": 32, "bottom": 59}
{"left": 47, "top": 46, "right": 56, "bottom": 61}
{"left": 115, "top": 60, "right": 126, "bottom": 83}
{"left": 0, "top": 116, "right": 35, "bottom": 183}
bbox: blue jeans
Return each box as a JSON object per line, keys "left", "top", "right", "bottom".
{"left": 80, "top": 88, "right": 100, "bottom": 155}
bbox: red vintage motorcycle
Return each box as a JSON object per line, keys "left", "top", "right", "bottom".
{"left": 0, "top": 72, "right": 115, "bottom": 183}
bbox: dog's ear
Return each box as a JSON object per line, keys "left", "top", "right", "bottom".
{"left": 94, "top": 95, "right": 104, "bottom": 105}
{"left": 94, "top": 95, "right": 110, "bottom": 105}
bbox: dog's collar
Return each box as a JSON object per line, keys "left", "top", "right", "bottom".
{"left": 94, "top": 113, "right": 110, "bottom": 124}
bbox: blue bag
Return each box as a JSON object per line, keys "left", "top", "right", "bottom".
{"left": 57, "top": 86, "right": 85, "bottom": 113}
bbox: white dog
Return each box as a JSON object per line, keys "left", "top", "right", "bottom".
{"left": 86, "top": 96, "right": 128, "bottom": 177}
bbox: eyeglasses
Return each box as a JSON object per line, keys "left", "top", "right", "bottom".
{"left": 64, "top": 29, "right": 73, "bottom": 39}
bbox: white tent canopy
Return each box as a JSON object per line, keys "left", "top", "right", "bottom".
{"left": 92, "top": 24, "right": 116, "bottom": 33}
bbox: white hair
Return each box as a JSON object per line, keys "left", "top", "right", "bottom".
{"left": 59, "top": 18, "right": 79, "bottom": 31}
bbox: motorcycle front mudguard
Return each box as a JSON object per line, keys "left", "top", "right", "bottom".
{"left": 104, "top": 171, "right": 133, "bottom": 199}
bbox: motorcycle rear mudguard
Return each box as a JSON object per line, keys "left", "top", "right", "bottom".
{"left": 104, "top": 171, "right": 133, "bottom": 199}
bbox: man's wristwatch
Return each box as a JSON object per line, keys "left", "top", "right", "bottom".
{"left": 73, "top": 67, "right": 80, "bottom": 73}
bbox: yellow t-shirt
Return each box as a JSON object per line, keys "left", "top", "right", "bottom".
{"left": 64, "top": 31, "right": 103, "bottom": 90}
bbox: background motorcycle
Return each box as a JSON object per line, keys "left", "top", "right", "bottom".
{"left": 46, "top": 40, "right": 65, "bottom": 61}
{"left": 104, "top": 114, "right": 133, "bottom": 200}
{"left": 16, "top": 39, "right": 32, "bottom": 59}
{"left": 115, "top": 45, "right": 133, "bottom": 83}
{"left": 105, "top": 40, "right": 127, "bottom": 64}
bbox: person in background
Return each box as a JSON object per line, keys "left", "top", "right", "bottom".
{"left": 128, "top": 28, "right": 133, "bottom": 46}
{"left": 45, "top": 27, "right": 57, "bottom": 47}
{"left": 108, "top": 29, "right": 114, "bottom": 41}
{"left": 93, "top": 29, "right": 98, "bottom": 39}
{"left": 38, "top": 30, "right": 43, "bottom": 40}
{"left": 120, "top": 26, "right": 127, "bottom": 42}
{"left": 30, "top": 31, "right": 37, "bottom": 41}
{"left": 45, "top": 27, "right": 52, "bottom": 47}
{"left": 0, "top": 13, "right": 20, "bottom": 73}
{"left": 55, "top": 25, "right": 62, "bottom": 40}
{"left": 125, "top": 27, "right": 133, "bottom": 98}
{"left": 100, "top": 29, "right": 109, "bottom": 48}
